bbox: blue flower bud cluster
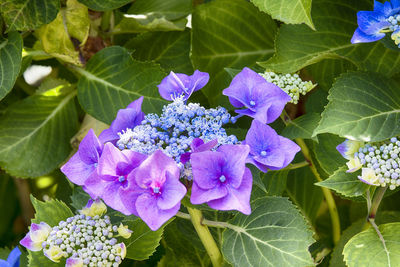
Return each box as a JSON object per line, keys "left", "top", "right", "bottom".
{"left": 42, "top": 214, "right": 125, "bottom": 266}
{"left": 354, "top": 137, "right": 400, "bottom": 190}
{"left": 388, "top": 15, "right": 400, "bottom": 47}
{"left": 259, "top": 71, "right": 315, "bottom": 104}
{"left": 116, "top": 97, "right": 238, "bottom": 162}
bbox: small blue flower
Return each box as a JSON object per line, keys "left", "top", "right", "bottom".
{"left": 0, "top": 247, "right": 21, "bottom": 267}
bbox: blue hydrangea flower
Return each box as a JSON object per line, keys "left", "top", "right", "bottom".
{"left": 0, "top": 247, "right": 21, "bottom": 267}
{"left": 158, "top": 70, "right": 209, "bottom": 101}
{"left": 351, "top": 0, "right": 400, "bottom": 44}
{"left": 222, "top": 67, "right": 291, "bottom": 124}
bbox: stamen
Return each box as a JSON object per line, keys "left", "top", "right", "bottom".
{"left": 118, "top": 176, "right": 125, "bottom": 182}
{"left": 153, "top": 187, "right": 160, "bottom": 194}
{"left": 260, "top": 151, "right": 267, "bottom": 156}
{"left": 219, "top": 175, "right": 226, "bottom": 183}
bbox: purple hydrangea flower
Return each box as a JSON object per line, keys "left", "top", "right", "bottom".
{"left": 180, "top": 138, "right": 218, "bottom": 164}
{"left": 157, "top": 70, "right": 209, "bottom": 101}
{"left": 0, "top": 247, "right": 21, "bottom": 267}
{"left": 99, "top": 96, "right": 145, "bottom": 145}
{"left": 120, "top": 150, "right": 187, "bottom": 230}
{"left": 84, "top": 143, "right": 147, "bottom": 215}
{"left": 190, "top": 144, "right": 252, "bottom": 215}
{"left": 244, "top": 120, "right": 300, "bottom": 172}
{"left": 222, "top": 67, "right": 291, "bottom": 124}
{"left": 20, "top": 222, "right": 52, "bottom": 251}
{"left": 61, "top": 129, "right": 103, "bottom": 192}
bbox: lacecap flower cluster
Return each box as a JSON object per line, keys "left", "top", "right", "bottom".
{"left": 351, "top": 0, "right": 400, "bottom": 47}
{"left": 60, "top": 67, "right": 301, "bottom": 233}
{"left": 337, "top": 137, "right": 400, "bottom": 190}
{"left": 20, "top": 199, "right": 131, "bottom": 267}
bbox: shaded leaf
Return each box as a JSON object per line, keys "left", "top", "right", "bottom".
{"left": 311, "top": 134, "right": 346, "bottom": 176}
{"left": 261, "top": 169, "right": 288, "bottom": 196}
{"left": 281, "top": 113, "right": 320, "bottom": 141}
{"left": 222, "top": 196, "right": 314, "bottom": 267}
{"left": 0, "top": 32, "right": 22, "bottom": 101}
{"left": 250, "top": 0, "right": 314, "bottom": 29}
{"left": 77, "top": 0, "right": 132, "bottom": 11}
{"left": 76, "top": 46, "right": 167, "bottom": 124}
{"left": 313, "top": 72, "right": 400, "bottom": 142}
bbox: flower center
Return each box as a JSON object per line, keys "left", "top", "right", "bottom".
{"left": 249, "top": 100, "right": 256, "bottom": 106}
{"left": 260, "top": 150, "right": 267, "bottom": 157}
{"left": 219, "top": 175, "right": 226, "bottom": 183}
{"left": 94, "top": 163, "right": 98, "bottom": 168}
{"left": 118, "top": 176, "right": 126, "bottom": 182}
{"left": 153, "top": 187, "right": 160, "bottom": 194}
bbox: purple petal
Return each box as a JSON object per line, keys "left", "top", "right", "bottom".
{"left": 98, "top": 128, "right": 117, "bottom": 144}
{"left": 119, "top": 175, "right": 145, "bottom": 216}
{"left": 245, "top": 120, "right": 280, "bottom": 155}
{"left": 7, "top": 247, "right": 21, "bottom": 266}
{"left": 336, "top": 140, "right": 348, "bottom": 159}
{"left": 98, "top": 143, "right": 130, "bottom": 179}
{"left": 273, "top": 136, "right": 301, "bottom": 170}
{"left": 188, "top": 70, "right": 209, "bottom": 93}
{"left": 83, "top": 172, "right": 107, "bottom": 198}
{"left": 357, "top": 11, "right": 389, "bottom": 35}
{"left": 136, "top": 193, "right": 179, "bottom": 231}
{"left": 158, "top": 72, "right": 189, "bottom": 101}
{"left": 78, "top": 129, "right": 102, "bottom": 165}
{"left": 20, "top": 235, "right": 40, "bottom": 251}
{"left": 157, "top": 171, "right": 186, "bottom": 210}
{"left": 218, "top": 144, "right": 249, "bottom": 188}
{"left": 101, "top": 182, "right": 131, "bottom": 215}
{"left": 66, "top": 257, "right": 83, "bottom": 267}
{"left": 61, "top": 152, "right": 96, "bottom": 186}
{"left": 191, "top": 151, "right": 225, "bottom": 190}
{"left": 190, "top": 181, "right": 228, "bottom": 204}
{"left": 351, "top": 28, "right": 385, "bottom": 44}
{"left": 246, "top": 157, "right": 269, "bottom": 172}
{"left": 207, "top": 168, "right": 252, "bottom": 215}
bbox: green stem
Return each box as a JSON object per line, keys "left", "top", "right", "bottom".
{"left": 176, "top": 211, "right": 232, "bottom": 229}
{"left": 284, "top": 161, "right": 309, "bottom": 170}
{"left": 186, "top": 207, "right": 223, "bottom": 267}
{"left": 22, "top": 49, "right": 50, "bottom": 58}
{"left": 369, "top": 187, "right": 387, "bottom": 219}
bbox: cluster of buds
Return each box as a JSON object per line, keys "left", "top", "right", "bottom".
{"left": 20, "top": 199, "right": 132, "bottom": 267}
{"left": 337, "top": 137, "right": 400, "bottom": 190}
{"left": 259, "top": 71, "right": 315, "bottom": 104}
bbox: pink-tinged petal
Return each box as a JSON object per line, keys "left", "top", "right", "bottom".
{"left": 134, "top": 150, "right": 180, "bottom": 187}
{"left": 218, "top": 144, "right": 249, "bottom": 188}
{"left": 20, "top": 234, "right": 41, "bottom": 251}
{"left": 84, "top": 172, "right": 107, "bottom": 198}
{"left": 157, "top": 171, "right": 187, "bottom": 210}
{"left": 98, "top": 143, "right": 130, "bottom": 178}
{"left": 121, "top": 150, "right": 147, "bottom": 170}
{"left": 101, "top": 182, "right": 131, "bottom": 215}
{"left": 194, "top": 139, "right": 218, "bottom": 152}
{"left": 207, "top": 168, "right": 252, "bottom": 215}
{"left": 61, "top": 152, "right": 96, "bottom": 186}
{"left": 135, "top": 193, "right": 179, "bottom": 231}
{"left": 190, "top": 181, "right": 228, "bottom": 204}
{"left": 191, "top": 151, "right": 225, "bottom": 190}
{"left": 66, "top": 257, "right": 83, "bottom": 267}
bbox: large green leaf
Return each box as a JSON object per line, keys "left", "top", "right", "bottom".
{"left": 126, "top": 29, "right": 193, "bottom": 73}
{"left": 0, "top": 85, "right": 79, "bottom": 178}
{"left": 0, "top": 32, "right": 22, "bottom": 101}
{"left": 76, "top": 46, "right": 167, "bottom": 124}
{"left": 114, "top": 0, "right": 191, "bottom": 34}
{"left": 77, "top": 0, "right": 132, "bottom": 11}
{"left": 313, "top": 72, "right": 400, "bottom": 142}
{"left": 123, "top": 217, "right": 169, "bottom": 260}
{"left": 0, "top": 0, "right": 59, "bottom": 31}
{"left": 281, "top": 113, "right": 320, "bottom": 141}
{"left": 222, "top": 196, "right": 314, "bottom": 267}
{"left": 261, "top": 169, "right": 288, "bottom": 196}
{"left": 343, "top": 222, "right": 400, "bottom": 267}
{"left": 250, "top": 0, "right": 314, "bottom": 29}
{"left": 311, "top": 134, "right": 346, "bottom": 176}
{"left": 316, "top": 166, "right": 369, "bottom": 199}
{"left": 191, "top": 0, "right": 277, "bottom": 104}
{"left": 31, "top": 195, "right": 74, "bottom": 226}
{"left": 259, "top": 0, "right": 400, "bottom": 77}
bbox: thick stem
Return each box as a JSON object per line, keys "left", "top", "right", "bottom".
{"left": 369, "top": 187, "right": 387, "bottom": 219}
{"left": 284, "top": 161, "right": 309, "bottom": 170}
{"left": 186, "top": 207, "right": 223, "bottom": 267}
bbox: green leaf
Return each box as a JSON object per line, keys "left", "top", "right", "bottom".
{"left": 250, "top": 0, "right": 314, "bottom": 29}
{"left": 259, "top": 0, "right": 400, "bottom": 77}
{"left": 77, "top": 0, "right": 132, "bottom": 11}
{"left": 0, "top": 173, "right": 18, "bottom": 238}
{"left": 126, "top": 29, "right": 193, "bottom": 73}
{"left": 0, "top": 32, "right": 22, "bottom": 101}
{"left": 76, "top": 46, "right": 167, "bottom": 124}
{"left": 248, "top": 164, "right": 267, "bottom": 193}
{"left": 0, "top": 85, "right": 79, "bottom": 178}
{"left": 261, "top": 169, "right": 288, "bottom": 196}
{"left": 123, "top": 217, "right": 169, "bottom": 260}
{"left": 31, "top": 195, "right": 74, "bottom": 226}
{"left": 286, "top": 167, "right": 324, "bottom": 224}
{"left": 281, "top": 113, "right": 320, "bottom": 141}
{"left": 222, "top": 196, "right": 314, "bottom": 267}
{"left": 0, "top": 0, "right": 59, "bottom": 31}
{"left": 316, "top": 166, "right": 369, "bottom": 199}
{"left": 28, "top": 251, "right": 61, "bottom": 267}
{"left": 37, "top": 0, "right": 90, "bottom": 65}
{"left": 311, "top": 134, "right": 346, "bottom": 176}
{"left": 191, "top": 0, "right": 277, "bottom": 104}
{"left": 70, "top": 187, "right": 91, "bottom": 211}
{"left": 343, "top": 222, "right": 400, "bottom": 267}
{"left": 114, "top": 0, "right": 191, "bottom": 34}
{"left": 313, "top": 71, "right": 400, "bottom": 142}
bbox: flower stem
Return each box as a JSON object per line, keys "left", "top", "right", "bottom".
{"left": 368, "top": 186, "right": 387, "bottom": 219}
{"left": 186, "top": 207, "right": 223, "bottom": 267}
{"left": 284, "top": 161, "right": 309, "bottom": 170}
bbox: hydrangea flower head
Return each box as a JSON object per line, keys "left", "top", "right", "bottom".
{"left": 44, "top": 245, "right": 67, "bottom": 262}
{"left": 121, "top": 150, "right": 187, "bottom": 230}
{"left": 190, "top": 144, "right": 252, "bottom": 214}
{"left": 61, "top": 129, "right": 103, "bottom": 190}
{"left": 99, "top": 96, "right": 145, "bottom": 144}
{"left": 0, "top": 247, "right": 21, "bottom": 267}
{"left": 336, "top": 139, "right": 364, "bottom": 160}
{"left": 222, "top": 67, "right": 291, "bottom": 124}
{"left": 180, "top": 138, "right": 218, "bottom": 164}
{"left": 158, "top": 70, "right": 209, "bottom": 101}
{"left": 244, "top": 120, "right": 301, "bottom": 172}
{"left": 85, "top": 143, "right": 147, "bottom": 214}
{"left": 20, "top": 222, "right": 52, "bottom": 251}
